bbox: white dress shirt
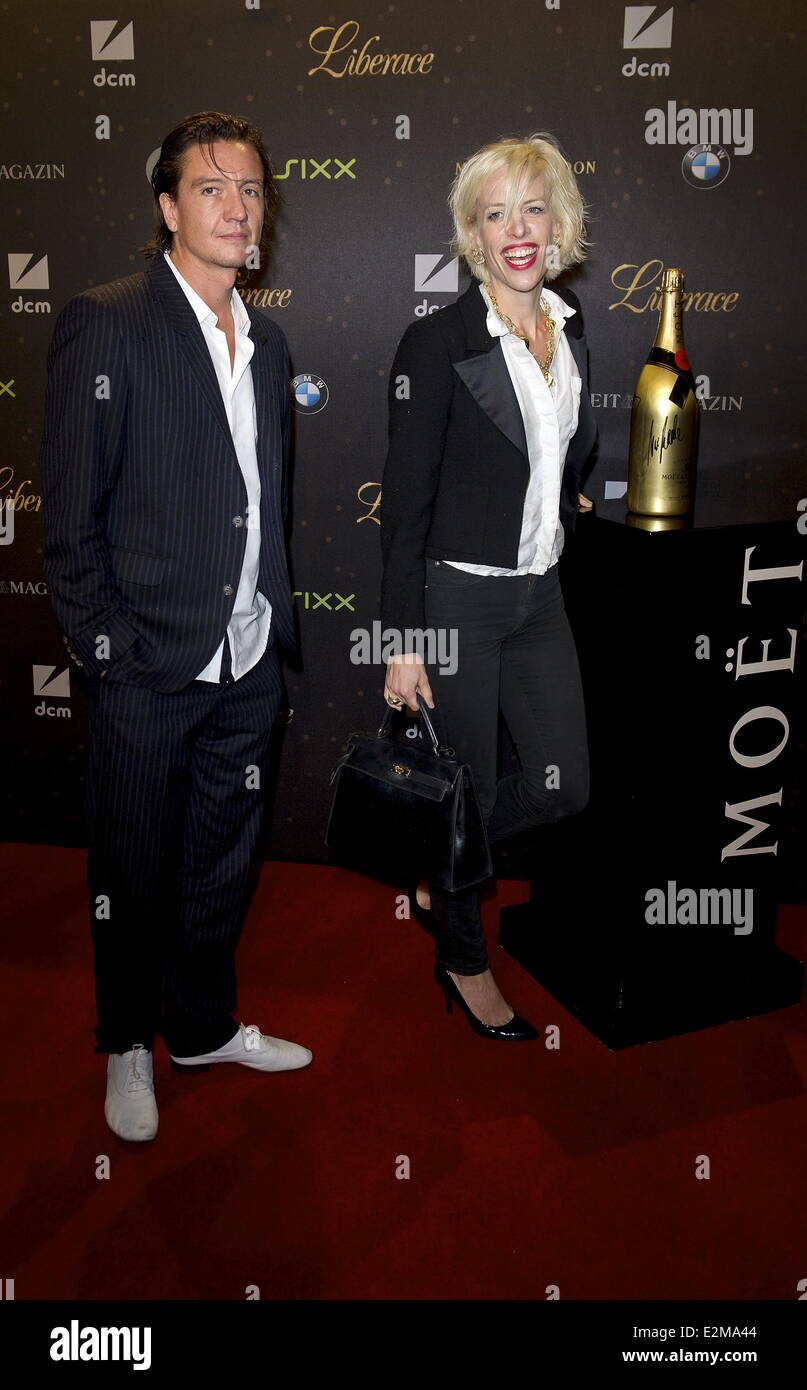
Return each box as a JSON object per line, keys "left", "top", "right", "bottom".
{"left": 163, "top": 251, "right": 271, "bottom": 682}
{"left": 446, "top": 281, "right": 583, "bottom": 577}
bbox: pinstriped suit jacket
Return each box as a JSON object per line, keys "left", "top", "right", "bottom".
{"left": 40, "top": 253, "right": 296, "bottom": 693}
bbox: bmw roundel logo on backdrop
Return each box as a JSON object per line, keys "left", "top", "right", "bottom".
{"left": 681, "top": 144, "right": 731, "bottom": 189}
{"left": 291, "top": 373, "right": 329, "bottom": 414}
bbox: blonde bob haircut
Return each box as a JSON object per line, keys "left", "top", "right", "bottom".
{"left": 449, "top": 132, "right": 591, "bottom": 283}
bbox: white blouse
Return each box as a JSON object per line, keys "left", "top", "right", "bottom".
{"left": 445, "top": 281, "right": 582, "bottom": 576}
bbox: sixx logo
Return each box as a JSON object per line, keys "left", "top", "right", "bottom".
{"left": 8, "top": 252, "right": 50, "bottom": 314}
{"left": 291, "top": 374, "right": 329, "bottom": 414}
{"left": 622, "top": 5, "right": 672, "bottom": 77}
{"left": 33, "top": 663, "right": 71, "bottom": 717}
{"left": 308, "top": 21, "right": 435, "bottom": 78}
{"left": 292, "top": 590, "right": 356, "bottom": 611}
{"left": 90, "top": 19, "right": 136, "bottom": 86}
{"left": 414, "top": 254, "right": 458, "bottom": 316}
{"left": 275, "top": 157, "right": 357, "bottom": 181}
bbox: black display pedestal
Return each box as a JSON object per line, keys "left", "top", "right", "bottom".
{"left": 498, "top": 510, "right": 806, "bottom": 1050}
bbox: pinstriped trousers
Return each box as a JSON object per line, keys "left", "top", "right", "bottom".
{"left": 83, "top": 640, "right": 284, "bottom": 1056}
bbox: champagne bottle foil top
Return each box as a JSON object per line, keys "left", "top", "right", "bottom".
{"left": 661, "top": 267, "right": 684, "bottom": 291}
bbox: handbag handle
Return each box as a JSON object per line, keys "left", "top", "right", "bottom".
{"left": 416, "top": 693, "right": 442, "bottom": 753}
{"left": 377, "top": 693, "right": 450, "bottom": 756}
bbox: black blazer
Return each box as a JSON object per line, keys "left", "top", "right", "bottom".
{"left": 40, "top": 253, "right": 296, "bottom": 692}
{"left": 380, "top": 280, "right": 598, "bottom": 634}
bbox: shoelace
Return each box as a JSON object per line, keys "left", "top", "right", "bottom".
{"left": 126, "top": 1043, "right": 149, "bottom": 1091}
{"left": 241, "top": 1023, "right": 265, "bottom": 1052}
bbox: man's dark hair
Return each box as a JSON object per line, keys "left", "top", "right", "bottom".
{"left": 140, "top": 110, "right": 280, "bottom": 279}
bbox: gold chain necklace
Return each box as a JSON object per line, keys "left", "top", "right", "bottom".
{"left": 487, "top": 288, "right": 558, "bottom": 387}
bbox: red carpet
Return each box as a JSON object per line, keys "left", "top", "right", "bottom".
{"left": 1, "top": 843, "right": 805, "bottom": 1301}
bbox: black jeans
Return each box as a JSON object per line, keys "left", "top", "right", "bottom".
{"left": 423, "top": 558, "right": 589, "bottom": 975}
{"left": 83, "top": 639, "right": 284, "bottom": 1056}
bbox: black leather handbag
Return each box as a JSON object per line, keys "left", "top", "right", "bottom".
{"left": 325, "top": 695, "right": 492, "bottom": 892}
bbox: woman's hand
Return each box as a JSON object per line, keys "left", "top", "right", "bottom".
{"left": 384, "top": 655, "right": 434, "bottom": 713}
{"left": 577, "top": 492, "right": 593, "bottom": 511}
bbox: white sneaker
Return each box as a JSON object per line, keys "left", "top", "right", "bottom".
{"left": 170, "top": 1022, "right": 312, "bottom": 1074}
{"left": 104, "top": 1044, "right": 158, "bottom": 1141}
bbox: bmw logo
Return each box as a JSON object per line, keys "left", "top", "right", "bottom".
{"left": 291, "top": 373, "right": 329, "bottom": 414}
{"left": 682, "top": 144, "right": 731, "bottom": 189}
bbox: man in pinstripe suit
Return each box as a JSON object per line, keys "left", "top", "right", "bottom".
{"left": 40, "top": 112, "right": 312, "bottom": 1143}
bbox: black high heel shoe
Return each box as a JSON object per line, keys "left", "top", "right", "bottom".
{"left": 434, "top": 964, "right": 539, "bottom": 1041}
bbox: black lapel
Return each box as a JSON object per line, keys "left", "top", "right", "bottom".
{"left": 240, "top": 293, "right": 271, "bottom": 346}
{"left": 453, "top": 347, "right": 528, "bottom": 458}
{"left": 147, "top": 254, "right": 239, "bottom": 457}
{"left": 565, "top": 332, "right": 597, "bottom": 467}
{"left": 452, "top": 280, "right": 591, "bottom": 459}
{"left": 230, "top": 296, "right": 280, "bottom": 490}
{"left": 453, "top": 282, "right": 528, "bottom": 457}
{"left": 243, "top": 306, "right": 277, "bottom": 481}
{"left": 566, "top": 334, "right": 585, "bottom": 376}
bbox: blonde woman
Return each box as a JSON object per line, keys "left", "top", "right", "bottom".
{"left": 380, "top": 133, "right": 596, "bottom": 1039}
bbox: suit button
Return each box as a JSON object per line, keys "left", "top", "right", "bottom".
{"left": 223, "top": 584, "right": 234, "bottom": 596}
{"left": 232, "top": 515, "right": 244, "bottom": 528}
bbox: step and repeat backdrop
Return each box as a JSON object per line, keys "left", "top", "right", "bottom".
{"left": 1, "top": 0, "right": 805, "bottom": 862}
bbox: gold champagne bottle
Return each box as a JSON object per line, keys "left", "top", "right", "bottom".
{"left": 627, "top": 267, "right": 699, "bottom": 516}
